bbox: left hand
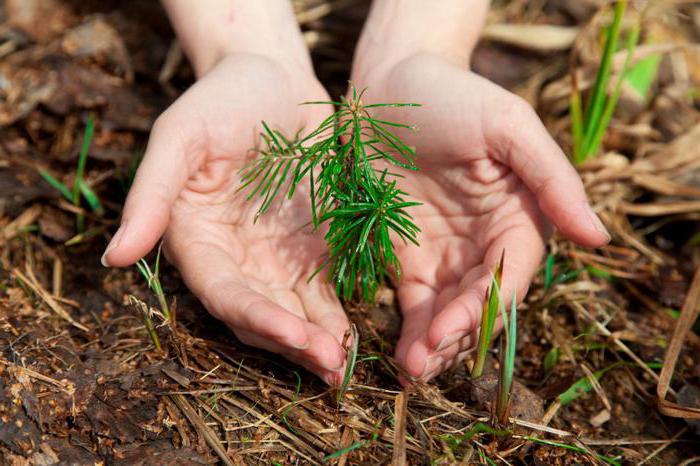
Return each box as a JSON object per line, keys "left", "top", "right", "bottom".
{"left": 351, "top": 52, "right": 610, "bottom": 382}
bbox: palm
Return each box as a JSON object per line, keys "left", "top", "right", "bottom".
{"left": 111, "top": 54, "right": 349, "bottom": 384}
{"left": 356, "top": 53, "right": 607, "bottom": 380}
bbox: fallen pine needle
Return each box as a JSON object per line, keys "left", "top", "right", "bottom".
{"left": 12, "top": 267, "right": 89, "bottom": 332}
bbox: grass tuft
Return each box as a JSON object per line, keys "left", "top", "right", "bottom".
{"left": 135, "top": 243, "right": 171, "bottom": 321}
{"left": 496, "top": 290, "right": 517, "bottom": 424}
{"left": 571, "top": 1, "right": 639, "bottom": 164}
{"left": 39, "top": 115, "right": 104, "bottom": 232}
{"left": 471, "top": 251, "right": 505, "bottom": 378}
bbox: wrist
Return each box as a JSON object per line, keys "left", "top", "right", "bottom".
{"left": 352, "top": 0, "right": 489, "bottom": 77}
{"left": 162, "top": 0, "right": 313, "bottom": 78}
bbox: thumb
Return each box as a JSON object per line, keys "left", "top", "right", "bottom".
{"left": 488, "top": 98, "right": 611, "bottom": 248}
{"left": 101, "top": 113, "right": 198, "bottom": 267}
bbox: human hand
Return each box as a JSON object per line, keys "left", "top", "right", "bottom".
{"left": 352, "top": 51, "right": 610, "bottom": 382}
{"left": 102, "top": 2, "right": 350, "bottom": 385}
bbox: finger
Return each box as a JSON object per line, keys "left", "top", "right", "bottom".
{"left": 102, "top": 111, "right": 202, "bottom": 267}
{"left": 422, "top": 334, "right": 475, "bottom": 381}
{"left": 170, "top": 236, "right": 346, "bottom": 373}
{"left": 295, "top": 274, "right": 350, "bottom": 345}
{"left": 486, "top": 97, "right": 610, "bottom": 248}
{"left": 205, "top": 277, "right": 347, "bottom": 373}
{"left": 235, "top": 328, "right": 345, "bottom": 385}
{"left": 425, "top": 266, "right": 490, "bottom": 353}
{"left": 395, "top": 282, "right": 437, "bottom": 379}
{"left": 426, "top": 214, "right": 544, "bottom": 351}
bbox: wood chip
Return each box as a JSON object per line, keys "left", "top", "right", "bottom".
{"left": 482, "top": 23, "right": 579, "bottom": 52}
{"left": 590, "top": 409, "right": 611, "bottom": 427}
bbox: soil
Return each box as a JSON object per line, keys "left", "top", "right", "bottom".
{"left": 1, "top": 0, "right": 700, "bottom": 465}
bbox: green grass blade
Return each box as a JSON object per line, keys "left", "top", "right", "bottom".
{"left": 624, "top": 53, "right": 661, "bottom": 100}
{"left": 471, "top": 253, "right": 504, "bottom": 378}
{"left": 522, "top": 437, "right": 621, "bottom": 466}
{"left": 570, "top": 88, "right": 584, "bottom": 164}
{"left": 72, "top": 115, "right": 95, "bottom": 204}
{"left": 557, "top": 362, "right": 620, "bottom": 406}
{"left": 544, "top": 253, "right": 555, "bottom": 291}
{"left": 583, "top": 1, "right": 626, "bottom": 139}
{"left": 154, "top": 242, "right": 163, "bottom": 278}
{"left": 136, "top": 259, "right": 151, "bottom": 283}
{"left": 77, "top": 179, "right": 104, "bottom": 216}
{"left": 543, "top": 347, "right": 560, "bottom": 373}
{"left": 496, "top": 291, "right": 517, "bottom": 423}
{"left": 39, "top": 170, "right": 73, "bottom": 201}
{"left": 585, "top": 22, "right": 640, "bottom": 158}
{"left": 280, "top": 371, "right": 302, "bottom": 434}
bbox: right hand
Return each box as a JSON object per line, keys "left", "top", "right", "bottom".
{"left": 101, "top": 52, "right": 351, "bottom": 386}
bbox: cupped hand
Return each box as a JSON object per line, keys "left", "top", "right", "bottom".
{"left": 102, "top": 53, "right": 350, "bottom": 385}
{"left": 352, "top": 53, "right": 610, "bottom": 382}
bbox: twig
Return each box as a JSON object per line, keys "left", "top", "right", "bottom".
{"left": 657, "top": 264, "right": 700, "bottom": 419}
{"left": 638, "top": 428, "right": 688, "bottom": 465}
{"left": 391, "top": 390, "right": 408, "bottom": 466}
{"left": 170, "top": 394, "right": 234, "bottom": 466}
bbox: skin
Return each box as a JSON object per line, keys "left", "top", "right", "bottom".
{"left": 102, "top": 0, "right": 610, "bottom": 385}
{"left": 349, "top": 0, "right": 610, "bottom": 381}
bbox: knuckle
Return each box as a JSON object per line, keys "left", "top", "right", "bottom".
{"left": 505, "top": 95, "right": 538, "bottom": 125}
{"left": 151, "top": 110, "right": 175, "bottom": 134}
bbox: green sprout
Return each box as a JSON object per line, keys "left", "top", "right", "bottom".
{"left": 543, "top": 253, "right": 555, "bottom": 291}
{"left": 336, "top": 323, "right": 359, "bottom": 403}
{"left": 471, "top": 252, "right": 504, "bottom": 379}
{"left": 128, "top": 295, "right": 162, "bottom": 351}
{"left": 495, "top": 290, "right": 517, "bottom": 424}
{"left": 240, "top": 85, "right": 421, "bottom": 304}
{"left": 571, "top": 0, "right": 640, "bottom": 163}
{"left": 135, "top": 243, "right": 171, "bottom": 321}
{"left": 39, "top": 115, "right": 104, "bottom": 232}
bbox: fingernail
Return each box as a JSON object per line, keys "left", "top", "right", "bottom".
{"left": 316, "top": 347, "right": 344, "bottom": 371}
{"left": 420, "top": 355, "right": 443, "bottom": 379}
{"left": 101, "top": 221, "right": 127, "bottom": 267}
{"left": 435, "top": 331, "right": 464, "bottom": 352}
{"left": 291, "top": 339, "right": 310, "bottom": 350}
{"left": 583, "top": 203, "right": 611, "bottom": 242}
{"left": 330, "top": 352, "right": 346, "bottom": 371}
{"left": 287, "top": 332, "right": 311, "bottom": 350}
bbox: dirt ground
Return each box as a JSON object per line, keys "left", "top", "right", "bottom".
{"left": 1, "top": 0, "right": 700, "bottom": 464}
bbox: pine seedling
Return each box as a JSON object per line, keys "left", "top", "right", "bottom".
{"left": 39, "top": 115, "right": 104, "bottom": 232}
{"left": 471, "top": 252, "right": 505, "bottom": 378}
{"left": 495, "top": 291, "right": 517, "bottom": 425}
{"left": 571, "top": 0, "right": 639, "bottom": 164}
{"left": 135, "top": 243, "right": 171, "bottom": 321}
{"left": 240, "top": 86, "right": 421, "bottom": 304}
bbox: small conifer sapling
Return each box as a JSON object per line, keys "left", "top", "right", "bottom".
{"left": 240, "top": 86, "right": 421, "bottom": 304}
